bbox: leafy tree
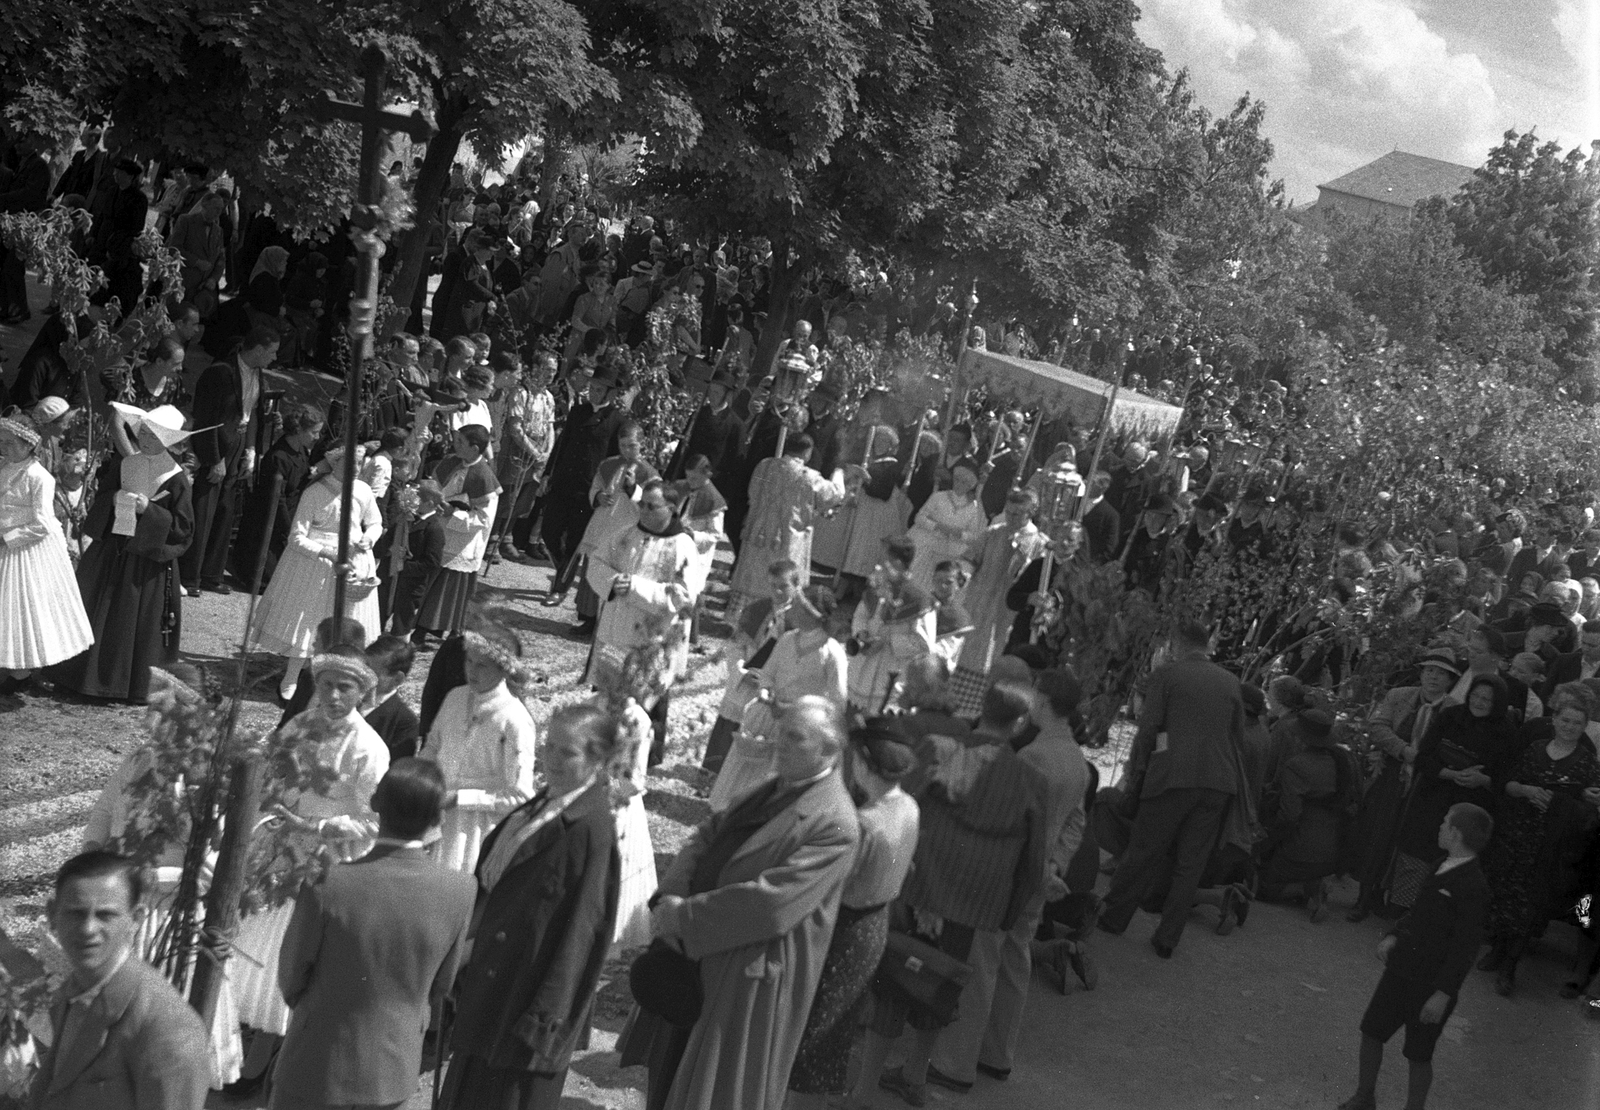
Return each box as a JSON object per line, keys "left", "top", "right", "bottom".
{"left": 1444, "top": 131, "right": 1600, "bottom": 398}
{"left": 1316, "top": 204, "right": 1554, "bottom": 381}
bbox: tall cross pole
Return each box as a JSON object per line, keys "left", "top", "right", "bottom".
{"left": 311, "top": 45, "right": 433, "bottom": 622}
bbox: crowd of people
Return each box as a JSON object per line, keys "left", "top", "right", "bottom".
{"left": 3, "top": 137, "right": 1599, "bottom": 1110}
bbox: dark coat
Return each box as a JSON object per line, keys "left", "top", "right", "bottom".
{"left": 1384, "top": 857, "right": 1490, "bottom": 997}
{"left": 189, "top": 354, "right": 259, "bottom": 469}
{"left": 0, "top": 153, "right": 50, "bottom": 214}
{"left": 545, "top": 400, "right": 626, "bottom": 491}
{"left": 1082, "top": 498, "right": 1121, "bottom": 563}
{"left": 431, "top": 249, "right": 495, "bottom": 340}
{"left": 368, "top": 694, "right": 421, "bottom": 761}
{"left": 450, "top": 780, "right": 620, "bottom": 1073}
{"left": 55, "top": 459, "right": 193, "bottom": 702}
{"left": 275, "top": 843, "right": 477, "bottom": 1106}
{"left": 229, "top": 433, "right": 312, "bottom": 583}
{"left": 683, "top": 404, "right": 746, "bottom": 482}
{"left": 1128, "top": 650, "right": 1244, "bottom": 800}
{"left": 29, "top": 955, "right": 211, "bottom": 1110}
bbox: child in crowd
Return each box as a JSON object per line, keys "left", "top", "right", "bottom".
{"left": 569, "top": 418, "right": 658, "bottom": 637}
{"left": 393, "top": 480, "right": 446, "bottom": 638}
{"left": 931, "top": 558, "right": 973, "bottom": 669}
{"left": 700, "top": 558, "right": 802, "bottom": 773}
{"left": 1339, "top": 803, "right": 1493, "bottom": 1110}
{"left": 364, "top": 634, "right": 421, "bottom": 760}
{"left": 277, "top": 615, "right": 369, "bottom": 727}
{"left": 417, "top": 618, "right": 537, "bottom": 874}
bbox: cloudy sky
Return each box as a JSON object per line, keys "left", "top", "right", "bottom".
{"left": 1138, "top": 0, "right": 1600, "bottom": 204}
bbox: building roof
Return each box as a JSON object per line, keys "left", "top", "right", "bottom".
{"left": 1317, "top": 150, "right": 1476, "bottom": 209}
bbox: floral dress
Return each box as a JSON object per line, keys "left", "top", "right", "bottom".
{"left": 1485, "top": 739, "right": 1600, "bottom": 944}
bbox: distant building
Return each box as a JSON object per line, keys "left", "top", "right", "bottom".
{"left": 1312, "top": 151, "right": 1476, "bottom": 221}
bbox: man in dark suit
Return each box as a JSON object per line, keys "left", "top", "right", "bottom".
{"left": 1098, "top": 619, "right": 1243, "bottom": 957}
{"left": 272, "top": 759, "right": 477, "bottom": 1110}
{"left": 182, "top": 325, "right": 276, "bottom": 595}
{"left": 675, "top": 368, "right": 744, "bottom": 482}
{"left": 32, "top": 852, "right": 211, "bottom": 1109}
{"left": 91, "top": 158, "right": 150, "bottom": 316}
{"left": 1338, "top": 803, "right": 1492, "bottom": 1110}
{"left": 1080, "top": 470, "right": 1121, "bottom": 563}
{"left": 539, "top": 364, "right": 626, "bottom": 598}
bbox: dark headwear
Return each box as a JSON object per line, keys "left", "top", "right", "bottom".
{"left": 1417, "top": 650, "right": 1463, "bottom": 678}
{"left": 1240, "top": 683, "right": 1266, "bottom": 717}
{"left": 850, "top": 720, "right": 916, "bottom": 781}
{"left": 115, "top": 157, "right": 144, "bottom": 177}
{"left": 1299, "top": 707, "right": 1334, "bottom": 739}
{"left": 1529, "top": 602, "right": 1569, "bottom": 630}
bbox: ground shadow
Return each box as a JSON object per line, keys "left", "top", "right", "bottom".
{"left": 643, "top": 790, "right": 710, "bottom": 829}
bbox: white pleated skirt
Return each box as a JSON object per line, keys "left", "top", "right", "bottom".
{"left": 230, "top": 902, "right": 296, "bottom": 1035}
{"left": 613, "top": 795, "right": 657, "bottom": 950}
{"left": 249, "top": 545, "right": 381, "bottom": 657}
{"left": 137, "top": 882, "right": 244, "bottom": 1087}
{"left": 0, "top": 531, "right": 93, "bottom": 669}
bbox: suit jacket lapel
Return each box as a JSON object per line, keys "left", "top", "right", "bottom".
{"left": 46, "top": 959, "right": 139, "bottom": 1094}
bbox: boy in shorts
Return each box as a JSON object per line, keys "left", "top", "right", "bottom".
{"left": 1340, "top": 802, "right": 1493, "bottom": 1110}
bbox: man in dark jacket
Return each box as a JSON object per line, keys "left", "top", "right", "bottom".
{"left": 93, "top": 158, "right": 150, "bottom": 315}
{"left": 539, "top": 364, "right": 626, "bottom": 599}
{"left": 182, "top": 326, "right": 275, "bottom": 595}
{"left": 1338, "top": 803, "right": 1492, "bottom": 1110}
{"left": 273, "top": 760, "right": 476, "bottom": 1110}
{"left": 1098, "top": 619, "right": 1243, "bottom": 957}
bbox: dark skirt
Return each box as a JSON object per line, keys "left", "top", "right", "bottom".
{"left": 416, "top": 568, "right": 476, "bottom": 634}
{"left": 53, "top": 540, "right": 179, "bottom": 702}
{"left": 789, "top": 902, "right": 890, "bottom": 1094}
{"left": 439, "top": 1052, "right": 566, "bottom": 1110}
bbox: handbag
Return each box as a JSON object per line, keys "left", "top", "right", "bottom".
{"left": 629, "top": 939, "right": 703, "bottom": 1028}
{"left": 1435, "top": 739, "right": 1480, "bottom": 772}
{"left": 874, "top": 930, "right": 972, "bottom": 1026}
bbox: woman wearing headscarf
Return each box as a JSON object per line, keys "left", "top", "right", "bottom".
{"left": 437, "top": 702, "right": 623, "bottom": 1110}
{"left": 1388, "top": 673, "right": 1521, "bottom": 908}
{"left": 54, "top": 404, "right": 194, "bottom": 702}
{"left": 247, "top": 244, "right": 289, "bottom": 319}
{"left": 1479, "top": 682, "right": 1600, "bottom": 995}
{"left": 794, "top": 721, "right": 919, "bottom": 1110}
{"left": 0, "top": 410, "right": 94, "bottom": 693}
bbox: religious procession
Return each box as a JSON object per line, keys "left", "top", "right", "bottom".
{"left": 2, "top": 5, "right": 1599, "bottom": 1110}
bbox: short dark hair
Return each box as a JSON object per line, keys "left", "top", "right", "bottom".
{"left": 455, "top": 424, "right": 491, "bottom": 452}
{"left": 783, "top": 433, "right": 814, "bottom": 457}
{"left": 685, "top": 453, "right": 713, "bottom": 472}
{"left": 54, "top": 850, "right": 144, "bottom": 908}
{"left": 1034, "top": 668, "right": 1083, "bottom": 718}
{"left": 1174, "top": 619, "right": 1210, "bottom": 650}
{"left": 316, "top": 615, "right": 368, "bottom": 650}
{"left": 242, "top": 326, "right": 281, "bottom": 353}
{"left": 980, "top": 682, "right": 1033, "bottom": 730}
{"left": 365, "top": 634, "right": 417, "bottom": 680}
{"left": 1474, "top": 626, "right": 1508, "bottom": 658}
{"left": 1447, "top": 803, "right": 1495, "bottom": 854}
{"left": 489, "top": 350, "right": 522, "bottom": 375}
{"left": 768, "top": 558, "right": 800, "bottom": 579}
{"left": 281, "top": 404, "right": 323, "bottom": 437}
{"left": 446, "top": 336, "right": 477, "bottom": 360}
{"left": 883, "top": 537, "right": 916, "bottom": 569}
{"left": 551, "top": 702, "right": 622, "bottom": 769}
{"left": 373, "top": 758, "right": 448, "bottom": 838}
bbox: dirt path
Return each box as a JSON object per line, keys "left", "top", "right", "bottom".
{"left": 3, "top": 544, "right": 1598, "bottom": 1110}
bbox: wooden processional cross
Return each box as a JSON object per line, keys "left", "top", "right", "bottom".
{"left": 311, "top": 44, "right": 434, "bottom": 620}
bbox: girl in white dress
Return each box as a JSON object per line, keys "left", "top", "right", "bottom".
{"left": 249, "top": 444, "right": 383, "bottom": 700}
{"left": 419, "top": 620, "right": 537, "bottom": 874}
{"left": 710, "top": 585, "right": 849, "bottom": 810}
{"left": 231, "top": 648, "right": 389, "bottom": 1049}
{"left": 0, "top": 410, "right": 93, "bottom": 689}
{"left": 907, "top": 459, "right": 988, "bottom": 589}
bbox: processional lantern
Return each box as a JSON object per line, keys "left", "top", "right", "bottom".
{"left": 1036, "top": 460, "right": 1084, "bottom": 545}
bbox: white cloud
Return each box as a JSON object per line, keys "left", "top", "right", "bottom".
{"left": 1551, "top": 0, "right": 1600, "bottom": 143}
{"left": 1139, "top": 0, "right": 1513, "bottom": 203}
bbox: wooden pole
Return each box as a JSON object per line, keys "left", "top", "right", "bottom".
{"left": 189, "top": 751, "right": 263, "bottom": 1024}
{"left": 1012, "top": 408, "right": 1046, "bottom": 489}
{"left": 1076, "top": 355, "right": 1129, "bottom": 524}
{"left": 944, "top": 281, "right": 978, "bottom": 435}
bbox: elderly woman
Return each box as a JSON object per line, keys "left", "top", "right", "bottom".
{"left": 1479, "top": 682, "right": 1600, "bottom": 996}
{"left": 794, "top": 721, "right": 919, "bottom": 1110}
{"left": 629, "top": 696, "right": 860, "bottom": 1110}
{"left": 1388, "top": 673, "right": 1521, "bottom": 908}
{"left": 439, "top": 703, "right": 624, "bottom": 1110}
{"left": 1256, "top": 707, "right": 1358, "bottom": 921}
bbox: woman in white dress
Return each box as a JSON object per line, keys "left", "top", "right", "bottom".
{"left": 230, "top": 648, "right": 389, "bottom": 1067}
{"left": 594, "top": 640, "right": 668, "bottom": 950}
{"left": 0, "top": 410, "right": 94, "bottom": 691}
{"left": 418, "top": 620, "right": 537, "bottom": 875}
{"left": 249, "top": 444, "right": 383, "bottom": 700}
{"left": 907, "top": 459, "right": 988, "bottom": 589}
{"left": 710, "top": 585, "right": 849, "bottom": 810}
